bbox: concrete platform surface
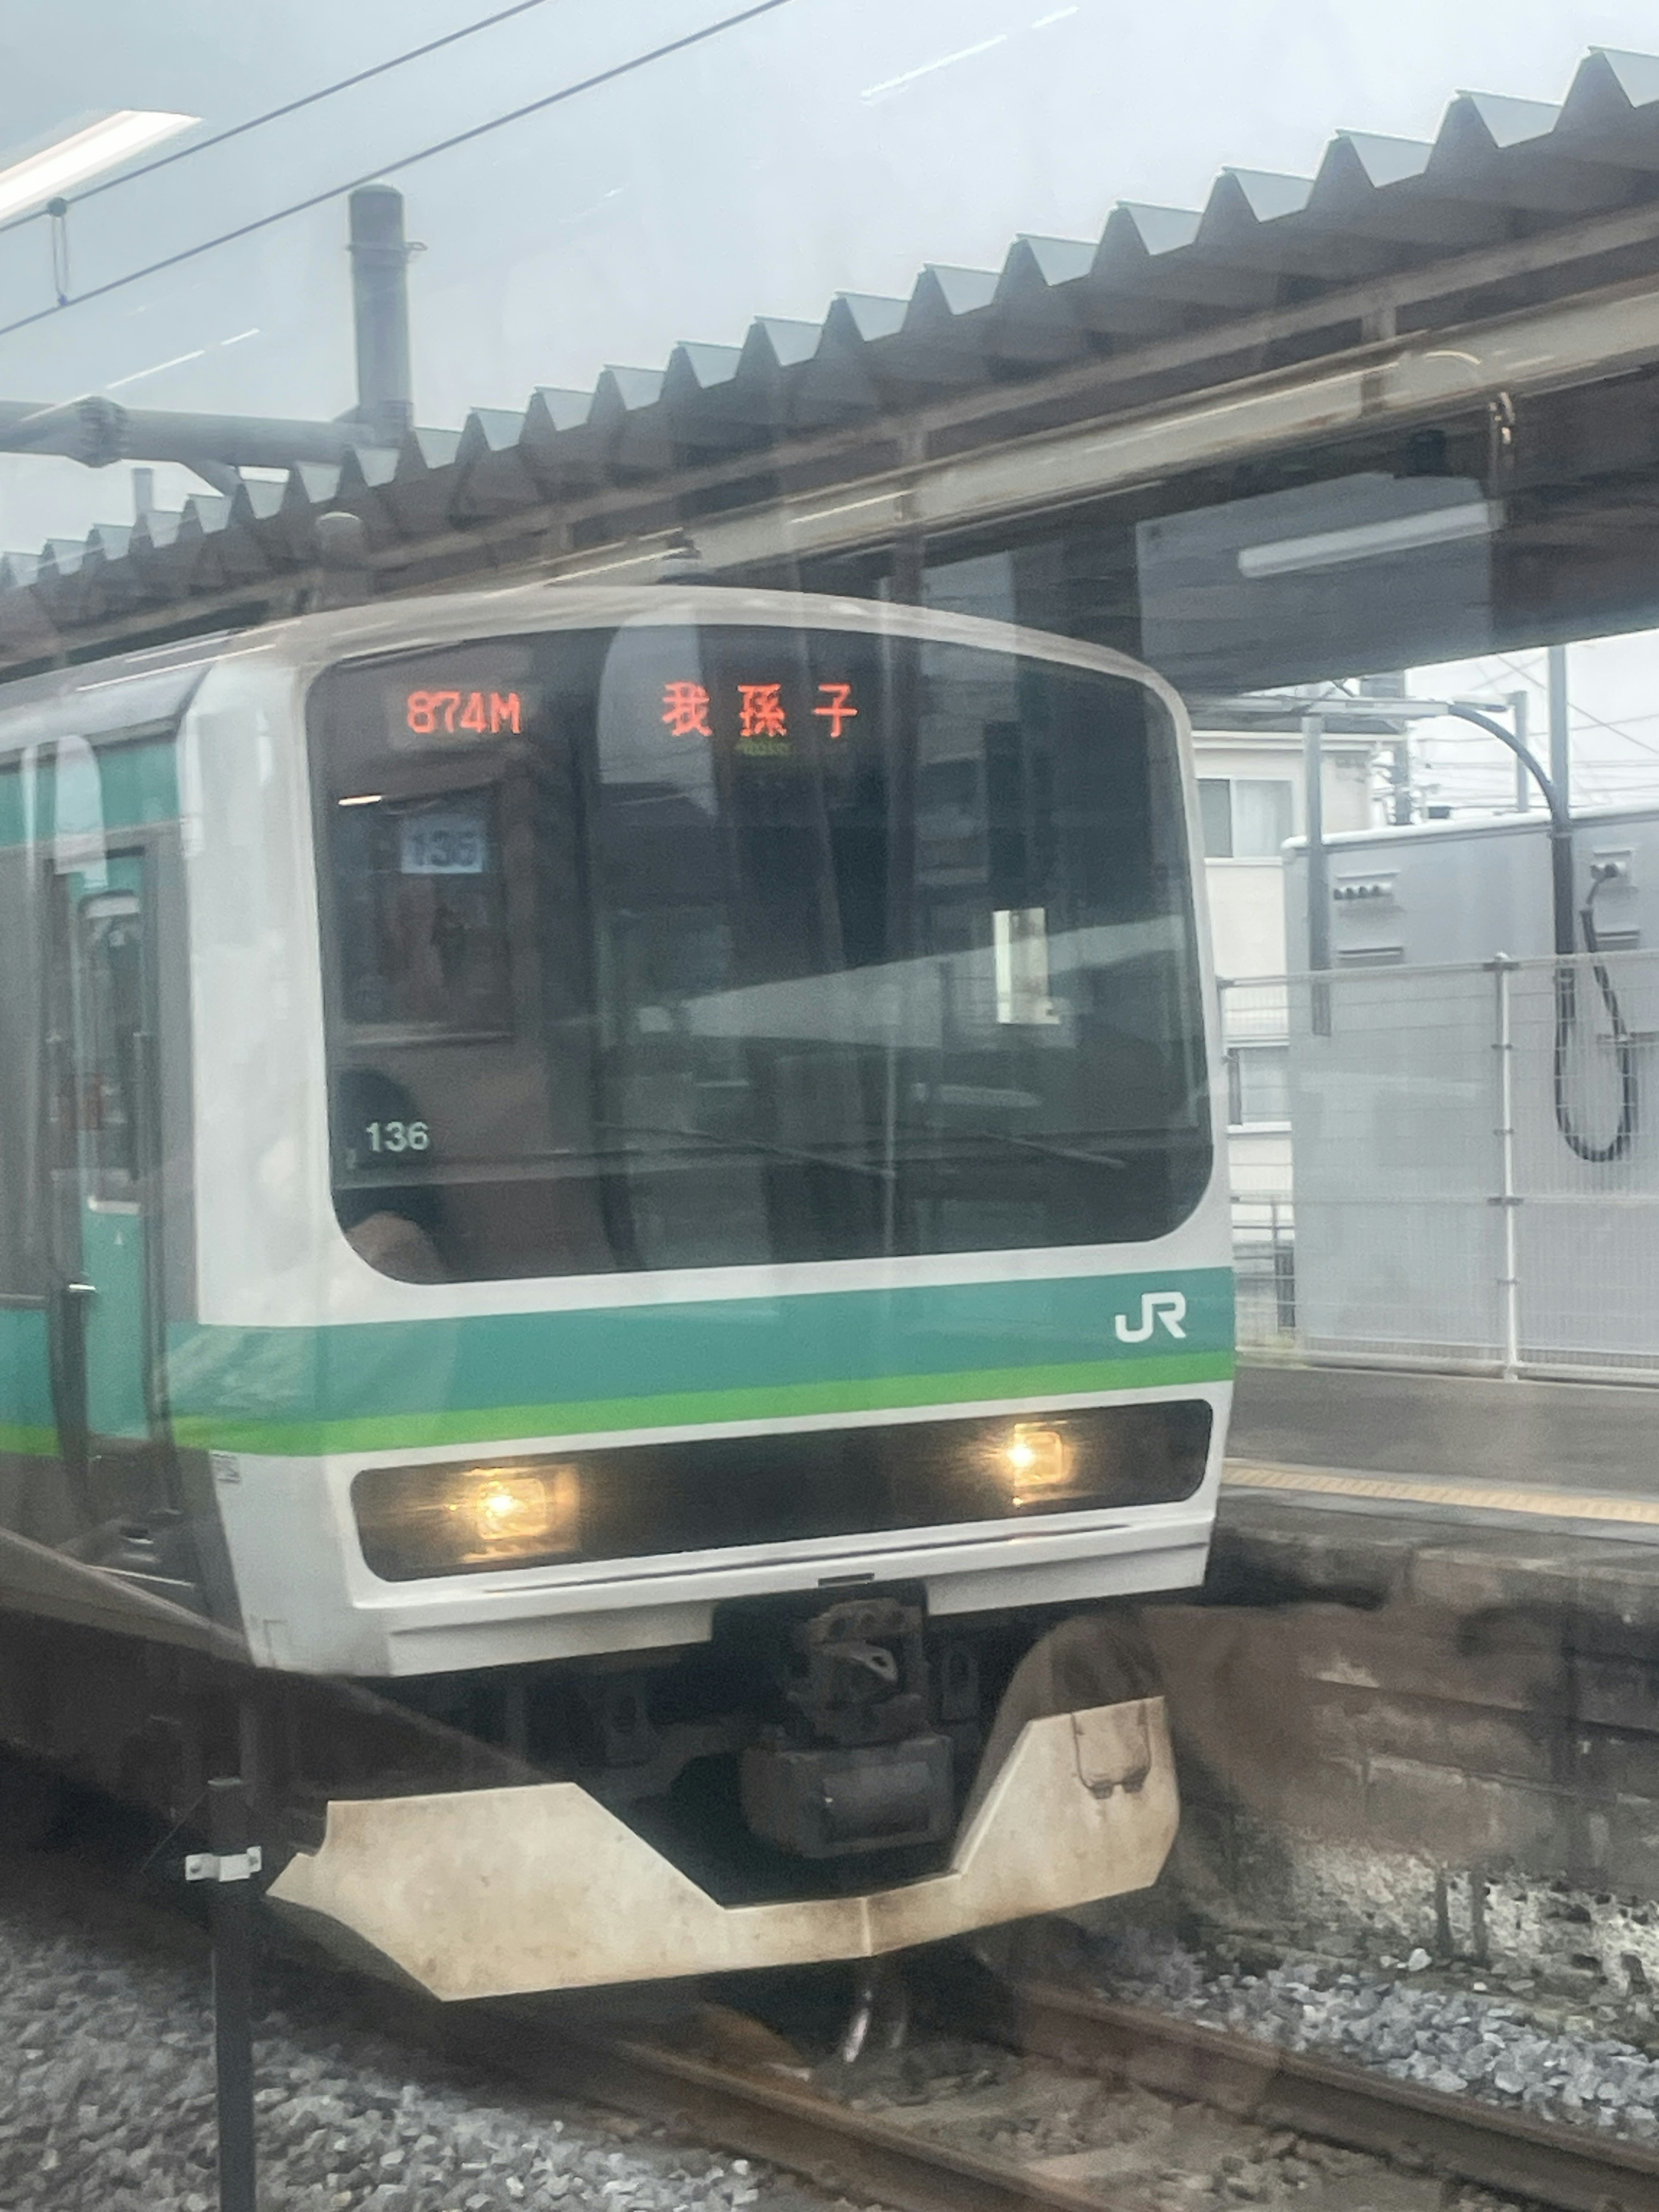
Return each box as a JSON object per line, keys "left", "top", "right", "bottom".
{"left": 1213, "top": 1360, "right": 1659, "bottom": 1607}
{"left": 1231, "top": 1361, "right": 1659, "bottom": 1497}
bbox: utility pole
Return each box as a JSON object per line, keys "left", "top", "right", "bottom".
{"left": 1359, "top": 671, "right": 1411, "bottom": 824}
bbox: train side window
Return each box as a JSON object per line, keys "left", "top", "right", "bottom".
{"left": 329, "top": 786, "right": 512, "bottom": 1036}
{"left": 73, "top": 891, "right": 146, "bottom": 1201}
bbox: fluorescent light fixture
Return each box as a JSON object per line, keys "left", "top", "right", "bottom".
{"left": 1236, "top": 499, "right": 1502, "bottom": 580}
{"left": 0, "top": 111, "right": 197, "bottom": 223}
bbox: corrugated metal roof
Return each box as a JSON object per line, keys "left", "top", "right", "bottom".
{"left": 11, "top": 44, "right": 1659, "bottom": 655}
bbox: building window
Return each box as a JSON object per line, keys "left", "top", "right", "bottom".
{"left": 1197, "top": 776, "right": 1294, "bottom": 859}
{"left": 1198, "top": 779, "right": 1233, "bottom": 857}
{"left": 1227, "top": 1042, "right": 1290, "bottom": 1126}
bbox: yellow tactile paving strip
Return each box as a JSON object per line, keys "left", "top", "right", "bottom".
{"left": 1223, "top": 1459, "right": 1659, "bottom": 1527}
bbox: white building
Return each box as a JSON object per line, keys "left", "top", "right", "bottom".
{"left": 1194, "top": 725, "right": 1374, "bottom": 1205}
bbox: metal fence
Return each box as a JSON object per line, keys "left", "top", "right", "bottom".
{"left": 1220, "top": 949, "right": 1659, "bottom": 1379}
{"left": 1231, "top": 1193, "right": 1297, "bottom": 1347}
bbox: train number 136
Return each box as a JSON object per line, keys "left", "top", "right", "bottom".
{"left": 365, "top": 1120, "right": 430, "bottom": 1155}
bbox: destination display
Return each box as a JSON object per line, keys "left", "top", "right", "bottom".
{"left": 659, "top": 674, "right": 860, "bottom": 755}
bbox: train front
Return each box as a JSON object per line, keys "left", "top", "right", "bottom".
{"left": 187, "top": 585, "right": 1232, "bottom": 1998}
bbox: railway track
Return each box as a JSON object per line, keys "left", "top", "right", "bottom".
{"left": 413, "top": 1966, "right": 1659, "bottom": 2212}
{"left": 4, "top": 1815, "right": 1658, "bottom": 2212}
{"left": 989, "top": 1980, "right": 1659, "bottom": 2212}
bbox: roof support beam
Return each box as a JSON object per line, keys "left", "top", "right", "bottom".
{"left": 0, "top": 397, "right": 392, "bottom": 471}
{"left": 534, "top": 270, "right": 1659, "bottom": 576}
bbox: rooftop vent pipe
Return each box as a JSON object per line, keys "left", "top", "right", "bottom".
{"left": 348, "top": 184, "right": 414, "bottom": 445}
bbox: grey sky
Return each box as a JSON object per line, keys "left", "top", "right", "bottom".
{"left": 6, "top": 0, "right": 1659, "bottom": 805}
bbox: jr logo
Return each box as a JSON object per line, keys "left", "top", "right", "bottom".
{"left": 1114, "top": 1290, "right": 1188, "bottom": 1344}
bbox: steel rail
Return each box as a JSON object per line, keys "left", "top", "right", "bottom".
{"left": 422, "top": 2007, "right": 1127, "bottom": 2212}
{"left": 404, "top": 1968, "right": 1659, "bottom": 2212}
{"left": 991, "top": 1981, "right": 1659, "bottom": 2212}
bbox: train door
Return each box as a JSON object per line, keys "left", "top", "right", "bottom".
{"left": 48, "top": 847, "right": 174, "bottom": 1546}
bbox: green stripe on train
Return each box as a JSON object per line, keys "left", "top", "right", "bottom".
{"left": 163, "top": 1266, "right": 1233, "bottom": 1456}
{"left": 172, "top": 1349, "right": 1232, "bottom": 1455}
{"left": 0, "top": 1266, "right": 1233, "bottom": 1459}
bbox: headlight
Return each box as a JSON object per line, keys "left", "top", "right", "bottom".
{"left": 997, "top": 1422, "right": 1076, "bottom": 1504}
{"left": 353, "top": 1458, "right": 581, "bottom": 1580}
{"left": 462, "top": 1465, "right": 578, "bottom": 1557}
{"left": 350, "top": 1402, "right": 1212, "bottom": 1582}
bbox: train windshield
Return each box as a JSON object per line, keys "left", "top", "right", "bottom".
{"left": 311, "top": 614, "right": 1210, "bottom": 1280}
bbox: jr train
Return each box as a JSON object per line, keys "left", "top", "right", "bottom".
{"left": 0, "top": 580, "right": 1231, "bottom": 1998}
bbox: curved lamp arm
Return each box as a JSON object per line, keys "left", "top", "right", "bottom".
{"left": 1442, "top": 701, "right": 1575, "bottom": 956}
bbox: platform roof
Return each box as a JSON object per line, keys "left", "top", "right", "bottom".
{"left": 10, "top": 45, "right": 1659, "bottom": 661}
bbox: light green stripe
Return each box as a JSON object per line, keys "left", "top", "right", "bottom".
{"left": 0, "top": 1425, "right": 60, "bottom": 1459}
{"left": 173, "top": 1348, "right": 1233, "bottom": 1456}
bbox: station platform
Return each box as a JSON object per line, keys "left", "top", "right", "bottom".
{"left": 1211, "top": 1360, "right": 1659, "bottom": 1614}
{"left": 1138, "top": 1362, "right": 1659, "bottom": 1934}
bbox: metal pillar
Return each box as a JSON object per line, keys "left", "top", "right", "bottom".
{"left": 1388, "top": 739, "right": 1412, "bottom": 825}
{"left": 1303, "top": 711, "right": 1331, "bottom": 1034}
{"left": 1510, "top": 691, "right": 1530, "bottom": 814}
{"left": 1302, "top": 711, "right": 1329, "bottom": 969}
{"left": 1547, "top": 644, "right": 1571, "bottom": 818}
{"left": 188, "top": 1777, "right": 261, "bottom": 2212}
{"left": 348, "top": 184, "right": 414, "bottom": 444}
{"left": 887, "top": 535, "right": 924, "bottom": 606}
{"left": 1492, "top": 958, "right": 1521, "bottom": 1380}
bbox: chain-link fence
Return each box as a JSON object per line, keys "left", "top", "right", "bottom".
{"left": 1220, "top": 950, "right": 1659, "bottom": 1377}
{"left": 1218, "top": 976, "right": 1297, "bottom": 1348}
{"left": 1231, "top": 1193, "right": 1297, "bottom": 1347}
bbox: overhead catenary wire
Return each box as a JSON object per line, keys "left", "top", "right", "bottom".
{"left": 0, "top": 0, "right": 795, "bottom": 348}
{"left": 1486, "top": 646, "right": 1659, "bottom": 761}
{"left": 1406, "top": 648, "right": 1659, "bottom": 811}
{"left": 1410, "top": 649, "right": 1659, "bottom": 772}
{"left": 0, "top": 0, "right": 564, "bottom": 244}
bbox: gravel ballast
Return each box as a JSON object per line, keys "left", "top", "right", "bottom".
{"left": 0, "top": 1847, "right": 835, "bottom": 2212}
{"left": 1089, "top": 1924, "right": 1659, "bottom": 2143}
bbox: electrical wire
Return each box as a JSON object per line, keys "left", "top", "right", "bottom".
{"left": 1440, "top": 698, "right": 1639, "bottom": 1163}
{"left": 1422, "top": 658, "right": 1645, "bottom": 1160}
{"left": 0, "top": 0, "right": 795, "bottom": 346}
{"left": 1555, "top": 871, "right": 1638, "bottom": 1164}
{"left": 0, "top": 0, "right": 564, "bottom": 243}
{"left": 1484, "top": 647, "right": 1659, "bottom": 763}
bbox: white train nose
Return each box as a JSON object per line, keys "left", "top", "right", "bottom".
{"left": 267, "top": 1693, "right": 1177, "bottom": 2000}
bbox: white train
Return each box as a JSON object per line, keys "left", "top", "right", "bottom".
{"left": 0, "top": 582, "right": 1231, "bottom": 1996}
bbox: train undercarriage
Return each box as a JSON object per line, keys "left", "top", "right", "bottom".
{"left": 0, "top": 1537, "right": 1176, "bottom": 1997}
